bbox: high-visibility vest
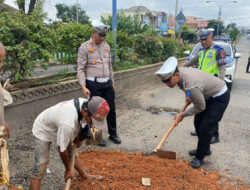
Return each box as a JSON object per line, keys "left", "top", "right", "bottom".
{"left": 198, "top": 45, "right": 221, "bottom": 77}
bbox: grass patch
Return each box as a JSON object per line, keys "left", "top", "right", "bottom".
{"left": 113, "top": 61, "right": 149, "bottom": 72}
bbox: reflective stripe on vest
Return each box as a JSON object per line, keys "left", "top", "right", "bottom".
{"left": 198, "top": 48, "right": 219, "bottom": 77}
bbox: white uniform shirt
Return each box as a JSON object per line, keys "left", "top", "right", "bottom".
{"left": 32, "top": 98, "right": 87, "bottom": 152}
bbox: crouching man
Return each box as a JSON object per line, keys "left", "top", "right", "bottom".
{"left": 29, "top": 96, "right": 110, "bottom": 190}
{"left": 155, "top": 57, "right": 230, "bottom": 169}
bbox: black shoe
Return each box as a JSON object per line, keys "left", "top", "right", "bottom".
{"left": 189, "top": 158, "right": 204, "bottom": 169}
{"left": 210, "top": 136, "right": 220, "bottom": 144}
{"left": 109, "top": 135, "right": 121, "bottom": 144}
{"left": 191, "top": 131, "right": 197, "bottom": 136}
{"left": 188, "top": 149, "right": 211, "bottom": 156}
{"left": 98, "top": 139, "right": 106, "bottom": 147}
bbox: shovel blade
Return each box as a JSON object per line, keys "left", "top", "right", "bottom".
{"left": 156, "top": 149, "right": 176, "bottom": 159}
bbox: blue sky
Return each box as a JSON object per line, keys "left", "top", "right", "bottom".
{"left": 4, "top": 0, "right": 250, "bottom": 28}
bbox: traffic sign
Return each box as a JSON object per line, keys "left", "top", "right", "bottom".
{"left": 160, "top": 22, "right": 168, "bottom": 32}
{"left": 175, "top": 11, "right": 186, "bottom": 26}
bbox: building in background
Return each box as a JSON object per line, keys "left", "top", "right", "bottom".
{"left": 185, "top": 16, "right": 208, "bottom": 31}
{"left": 102, "top": 6, "right": 208, "bottom": 36}
{"left": 102, "top": 6, "right": 169, "bottom": 36}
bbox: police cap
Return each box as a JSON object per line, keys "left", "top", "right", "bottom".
{"left": 155, "top": 57, "right": 178, "bottom": 81}
{"left": 197, "top": 29, "right": 212, "bottom": 40}
{"left": 92, "top": 20, "right": 110, "bottom": 35}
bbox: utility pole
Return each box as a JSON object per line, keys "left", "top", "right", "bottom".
{"left": 206, "top": 1, "right": 237, "bottom": 37}
{"left": 216, "top": 5, "right": 221, "bottom": 37}
{"left": 112, "top": 0, "right": 117, "bottom": 64}
{"left": 174, "top": 0, "right": 179, "bottom": 40}
{"left": 76, "top": 0, "right": 79, "bottom": 23}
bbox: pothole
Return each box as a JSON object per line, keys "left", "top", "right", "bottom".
{"left": 147, "top": 106, "right": 179, "bottom": 117}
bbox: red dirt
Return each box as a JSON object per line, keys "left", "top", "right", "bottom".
{"left": 72, "top": 150, "right": 249, "bottom": 190}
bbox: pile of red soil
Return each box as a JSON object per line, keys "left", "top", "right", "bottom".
{"left": 72, "top": 150, "right": 249, "bottom": 190}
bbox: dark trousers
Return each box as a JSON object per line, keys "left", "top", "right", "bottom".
{"left": 246, "top": 60, "right": 250, "bottom": 73}
{"left": 194, "top": 90, "right": 230, "bottom": 160}
{"left": 86, "top": 79, "right": 117, "bottom": 136}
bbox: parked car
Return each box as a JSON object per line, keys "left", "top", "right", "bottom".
{"left": 184, "top": 41, "right": 241, "bottom": 91}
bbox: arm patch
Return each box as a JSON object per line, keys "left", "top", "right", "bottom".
{"left": 216, "top": 48, "right": 226, "bottom": 65}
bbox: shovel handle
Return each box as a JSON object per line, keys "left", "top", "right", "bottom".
{"left": 154, "top": 122, "right": 176, "bottom": 151}
{"left": 181, "top": 102, "right": 190, "bottom": 112}
{"left": 64, "top": 144, "right": 77, "bottom": 190}
{"left": 154, "top": 102, "right": 189, "bottom": 152}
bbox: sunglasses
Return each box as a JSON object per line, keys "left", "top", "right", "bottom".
{"left": 98, "top": 33, "right": 106, "bottom": 37}
{"left": 161, "top": 76, "right": 172, "bottom": 83}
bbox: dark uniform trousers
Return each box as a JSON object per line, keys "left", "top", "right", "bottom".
{"left": 86, "top": 79, "right": 117, "bottom": 136}
{"left": 194, "top": 90, "right": 230, "bottom": 160}
{"left": 246, "top": 57, "right": 250, "bottom": 73}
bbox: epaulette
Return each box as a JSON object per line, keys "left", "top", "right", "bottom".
{"left": 213, "top": 44, "right": 221, "bottom": 51}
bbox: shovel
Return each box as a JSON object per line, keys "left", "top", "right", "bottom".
{"left": 153, "top": 102, "right": 189, "bottom": 159}
{"left": 64, "top": 144, "right": 77, "bottom": 190}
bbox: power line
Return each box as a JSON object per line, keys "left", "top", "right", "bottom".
{"left": 224, "top": 17, "right": 250, "bottom": 21}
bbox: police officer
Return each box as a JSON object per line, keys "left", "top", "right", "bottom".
{"left": 77, "top": 20, "right": 121, "bottom": 146}
{"left": 156, "top": 57, "right": 230, "bottom": 169}
{"left": 246, "top": 56, "right": 250, "bottom": 73}
{"left": 183, "top": 29, "right": 227, "bottom": 143}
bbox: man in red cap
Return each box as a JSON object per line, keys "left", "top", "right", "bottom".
{"left": 29, "top": 96, "right": 110, "bottom": 190}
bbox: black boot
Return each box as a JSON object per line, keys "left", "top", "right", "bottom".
{"left": 189, "top": 158, "right": 204, "bottom": 169}
{"left": 210, "top": 136, "right": 220, "bottom": 144}
{"left": 190, "top": 131, "right": 197, "bottom": 136}
{"left": 189, "top": 149, "right": 211, "bottom": 156}
{"left": 109, "top": 135, "right": 121, "bottom": 144}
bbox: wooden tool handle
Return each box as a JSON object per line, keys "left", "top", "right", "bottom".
{"left": 154, "top": 122, "right": 176, "bottom": 151}
{"left": 181, "top": 102, "right": 190, "bottom": 112}
{"left": 154, "top": 102, "right": 189, "bottom": 152}
{"left": 64, "top": 144, "right": 77, "bottom": 190}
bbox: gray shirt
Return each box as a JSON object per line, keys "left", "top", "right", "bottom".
{"left": 77, "top": 38, "right": 114, "bottom": 86}
{"left": 178, "top": 67, "right": 225, "bottom": 117}
{"left": 183, "top": 44, "right": 226, "bottom": 80}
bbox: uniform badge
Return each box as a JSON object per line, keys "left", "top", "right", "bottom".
{"left": 186, "top": 91, "right": 192, "bottom": 98}
{"left": 104, "top": 47, "right": 108, "bottom": 51}
{"left": 89, "top": 48, "right": 94, "bottom": 52}
{"left": 92, "top": 60, "right": 96, "bottom": 64}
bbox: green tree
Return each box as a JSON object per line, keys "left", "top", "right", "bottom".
{"left": 226, "top": 23, "right": 240, "bottom": 42}
{"left": 55, "top": 3, "right": 89, "bottom": 24}
{"left": 181, "top": 25, "right": 197, "bottom": 43}
{"left": 101, "top": 10, "right": 152, "bottom": 35}
{"left": 226, "top": 23, "right": 236, "bottom": 30}
{"left": 0, "top": 12, "right": 56, "bottom": 81}
{"left": 207, "top": 19, "right": 225, "bottom": 36}
{"left": 53, "top": 22, "right": 92, "bottom": 64}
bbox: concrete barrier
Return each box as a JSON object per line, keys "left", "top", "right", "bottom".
{"left": 6, "top": 58, "right": 186, "bottom": 138}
